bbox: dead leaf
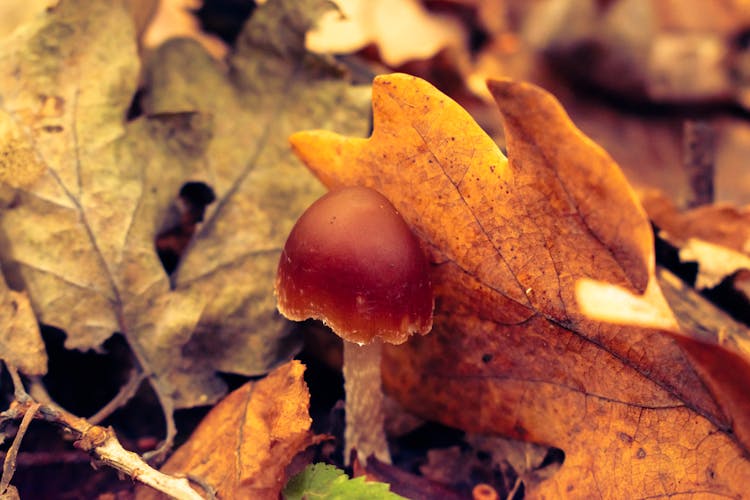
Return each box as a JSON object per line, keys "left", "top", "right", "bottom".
{"left": 463, "top": 4, "right": 750, "bottom": 207}
{"left": 524, "top": 0, "right": 750, "bottom": 104}
{"left": 135, "top": 360, "right": 317, "bottom": 500}
{"left": 0, "top": 0, "right": 370, "bottom": 425}
{"left": 0, "top": 110, "right": 46, "bottom": 189}
{"left": 141, "top": 0, "right": 227, "bottom": 59}
{"left": 141, "top": 0, "right": 372, "bottom": 392}
{"left": 306, "top": 0, "right": 465, "bottom": 66}
{"left": 643, "top": 189, "right": 750, "bottom": 251}
{"left": 0, "top": 266, "right": 46, "bottom": 376}
{"left": 419, "top": 434, "right": 558, "bottom": 497}
{"left": 0, "top": 0, "right": 58, "bottom": 39}
{"left": 642, "top": 190, "right": 750, "bottom": 287}
{"left": 576, "top": 274, "right": 750, "bottom": 467}
{"left": 290, "top": 73, "right": 750, "bottom": 496}
{"left": 680, "top": 238, "right": 750, "bottom": 288}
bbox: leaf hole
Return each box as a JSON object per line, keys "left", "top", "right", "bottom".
{"left": 537, "top": 447, "right": 565, "bottom": 469}
{"left": 156, "top": 181, "right": 216, "bottom": 275}
{"left": 193, "top": 0, "right": 257, "bottom": 45}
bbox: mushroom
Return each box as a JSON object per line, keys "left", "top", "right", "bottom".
{"left": 275, "top": 186, "right": 433, "bottom": 464}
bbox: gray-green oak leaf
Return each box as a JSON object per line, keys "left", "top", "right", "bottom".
{"left": 0, "top": 0, "right": 370, "bottom": 419}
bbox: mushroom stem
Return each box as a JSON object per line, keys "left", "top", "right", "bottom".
{"left": 342, "top": 339, "right": 391, "bottom": 465}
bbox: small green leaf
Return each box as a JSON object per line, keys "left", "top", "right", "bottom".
{"left": 283, "top": 463, "right": 408, "bottom": 500}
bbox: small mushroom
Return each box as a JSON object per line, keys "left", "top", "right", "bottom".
{"left": 275, "top": 186, "right": 434, "bottom": 464}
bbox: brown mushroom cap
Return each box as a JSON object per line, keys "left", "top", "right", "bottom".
{"left": 275, "top": 186, "right": 433, "bottom": 345}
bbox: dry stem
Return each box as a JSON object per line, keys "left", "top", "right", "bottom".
{"left": 0, "top": 364, "right": 204, "bottom": 500}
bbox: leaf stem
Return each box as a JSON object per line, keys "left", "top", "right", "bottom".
{"left": 0, "top": 401, "right": 39, "bottom": 495}
{"left": 88, "top": 368, "right": 147, "bottom": 425}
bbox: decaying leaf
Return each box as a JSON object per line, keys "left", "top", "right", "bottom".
{"left": 140, "top": 0, "right": 372, "bottom": 393}
{"left": 643, "top": 189, "right": 750, "bottom": 251}
{"left": 305, "top": 0, "right": 465, "bottom": 66}
{"left": 680, "top": 238, "right": 750, "bottom": 289}
{"left": 643, "top": 190, "right": 750, "bottom": 287}
{"left": 136, "top": 360, "right": 317, "bottom": 500}
{"left": 141, "top": 0, "right": 227, "bottom": 59}
{"left": 0, "top": 0, "right": 370, "bottom": 424}
{"left": 0, "top": 0, "right": 58, "bottom": 39}
{"left": 464, "top": 4, "right": 750, "bottom": 207}
{"left": 290, "top": 73, "right": 750, "bottom": 496}
{"left": 576, "top": 275, "right": 750, "bottom": 480}
{"left": 524, "top": 0, "right": 750, "bottom": 105}
{"left": 0, "top": 267, "right": 46, "bottom": 376}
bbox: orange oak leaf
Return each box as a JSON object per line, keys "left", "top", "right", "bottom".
{"left": 290, "top": 74, "right": 750, "bottom": 497}
{"left": 136, "top": 360, "right": 318, "bottom": 500}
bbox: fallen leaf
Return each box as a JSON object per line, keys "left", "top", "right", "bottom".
{"left": 642, "top": 190, "right": 750, "bottom": 287}
{"left": 290, "top": 73, "right": 750, "bottom": 496}
{"left": 0, "top": 267, "right": 46, "bottom": 376}
{"left": 136, "top": 360, "right": 317, "bottom": 500}
{"left": 576, "top": 275, "right": 750, "bottom": 485}
{"left": 0, "top": 0, "right": 370, "bottom": 425}
{"left": 643, "top": 189, "right": 750, "bottom": 251}
{"left": 680, "top": 238, "right": 750, "bottom": 288}
{"left": 464, "top": 5, "right": 750, "bottom": 206}
{"left": 305, "top": 0, "right": 465, "bottom": 66}
{"left": 354, "top": 456, "right": 464, "bottom": 500}
{"left": 418, "top": 434, "right": 555, "bottom": 498}
{"left": 523, "top": 0, "right": 750, "bottom": 104}
{"left": 0, "top": 0, "right": 58, "bottom": 39}
{"left": 140, "top": 0, "right": 372, "bottom": 394}
{"left": 141, "top": 0, "right": 228, "bottom": 59}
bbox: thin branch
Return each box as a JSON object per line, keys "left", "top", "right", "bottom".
{"left": 26, "top": 376, "right": 53, "bottom": 405}
{"left": 6, "top": 367, "right": 26, "bottom": 402}
{"left": 142, "top": 381, "right": 177, "bottom": 464}
{"left": 0, "top": 401, "right": 39, "bottom": 495}
{"left": 88, "top": 368, "right": 147, "bottom": 425}
{"left": 29, "top": 366, "right": 175, "bottom": 464}
{"left": 2, "top": 364, "right": 206, "bottom": 500}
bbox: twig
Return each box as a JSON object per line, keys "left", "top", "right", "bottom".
{"left": 6, "top": 367, "right": 26, "bottom": 402}
{"left": 2, "top": 364, "right": 206, "bottom": 500}
{"left": 26, "top": 376, "right": 53, "bottom": 405}
{"left": 187, "top": 474, "right": 217, "bottom": 500}
{"left": 141, "top": 379, "right": 177, "bottom": 464}
{"left": 0, "top": 401, "right": 39, "bottom": 495}
{"left": 88, "top": 368, "right": 147, "bottom": 425}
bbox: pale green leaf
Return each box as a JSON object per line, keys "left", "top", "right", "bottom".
{"left": 283, "top": 463, "right": 407, "bottom": 500}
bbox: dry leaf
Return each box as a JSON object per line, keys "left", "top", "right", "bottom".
{"left": 141, "top": 0, "right": 372, "bottom": 396}
{"left": 680, "top": 238, "right": 750, "bottom": 288}
{"left": 0, "top": 0, "right": 370, "bottom": 421}
{"left": 524, "top": 0, "right": 750, "bottom": 104}
{"left": 576, "top": 275, "right": 750, "bottom": 482}
{"left": 0, "top": 267, "right": 46, "bottom": 376}
{"left": 643, "top": 190, "right": 750, "bottom": 287}
{"left": 643, "top": 189, "right": 750, "bottom": 251}
{"left": 290, "top": 73, "right": 750, "bottom": 496}
{"left": 0, "top": 0, "right": 58, "bottom": 39}
{"left": 305, "top": 0, "right": 465, "bottom": 66}
{"left": 141, "top": 0, "right": 227, "bottom": 59}
{"left": 135, "top": 360, "right": 317, "bottom": 500}
{"left": 464, "top": 3, "right": 750, "bottom": 206}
